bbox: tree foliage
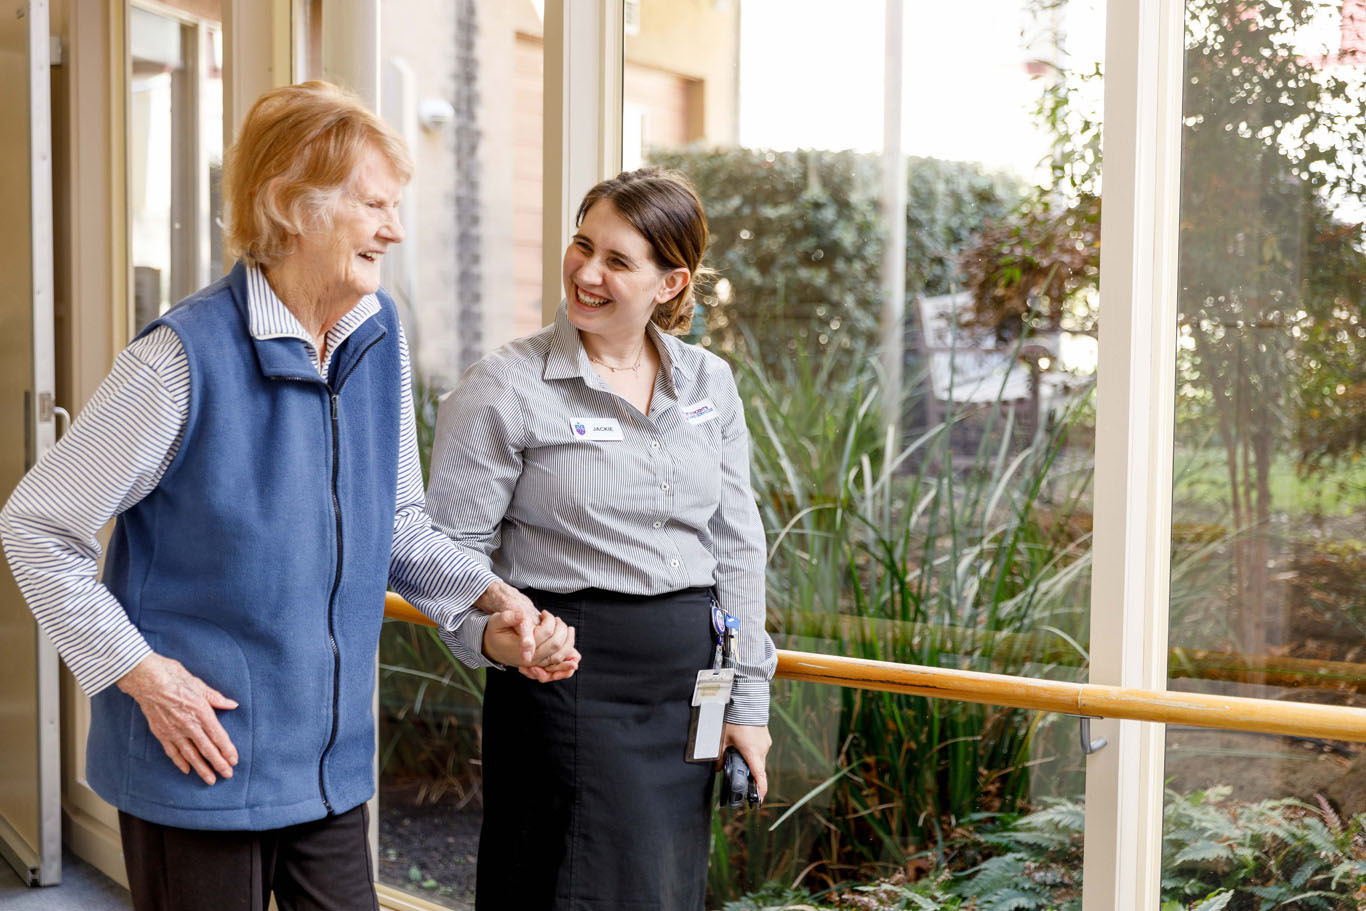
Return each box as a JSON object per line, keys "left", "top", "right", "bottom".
{"left": 960, "top": 0, "right": 1366, "bottom": 653}
{"left": 645, "top": 146, "right": 1023, "bottom": 368}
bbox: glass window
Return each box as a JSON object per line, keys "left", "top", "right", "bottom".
{"left": 1166, "top": 0, "right": 1366, "bottom": 904}
{"left": 628, "top": 0, "right": 1104, "bottom": 905}
{"left": 375, "top": 2, "right": 544, "bottom": 906}
{"left": 128, "top": 2, "right": 223, "bottom": 333}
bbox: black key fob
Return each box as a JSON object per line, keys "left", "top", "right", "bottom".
{"left": 719, "top": 746, "right": 760, "bottom": 809}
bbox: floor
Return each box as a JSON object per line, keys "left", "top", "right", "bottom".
{"left": 0, "top": 850, "right": 131, "bottom": 910}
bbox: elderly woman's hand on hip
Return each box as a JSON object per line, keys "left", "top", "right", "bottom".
{"left": 116, "top": 653, "right": 239, "bottom": 785}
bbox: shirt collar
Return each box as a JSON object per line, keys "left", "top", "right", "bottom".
{"left": 244, "top": 264, "right": 379, "bottom": 368}
{"left": 543, "top": 301, "right": 683, "bottom": 398}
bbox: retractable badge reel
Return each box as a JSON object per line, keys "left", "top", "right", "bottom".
{"left": 685, "top": 599, "right": 736, "bottom": 762}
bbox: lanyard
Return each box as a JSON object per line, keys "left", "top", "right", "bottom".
{"left": 710, "top": 596, "right": 739, "bottom": 669}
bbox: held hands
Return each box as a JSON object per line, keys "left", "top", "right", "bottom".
{"left": 719, "top": 722, "right": 771, "bottom": 801}
{"left": 116, "top": 653, "right": 239, "bottom": 785}
{"left": 476, "top": 580, "right": 581, "bottom": 681}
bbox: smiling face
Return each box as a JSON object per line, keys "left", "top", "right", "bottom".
{"left": 290, "top": 144, "right": 406, "bottom": 308}
{"left": 562, "top": 200, "right": 689, "bottom": 343}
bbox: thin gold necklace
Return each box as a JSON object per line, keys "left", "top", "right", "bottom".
{"left": 587, "top": 344, "right": 645, "bottom": 374}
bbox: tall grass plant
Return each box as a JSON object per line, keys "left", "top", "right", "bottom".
{"left": 710, "top": 326, "right": 1097, "bottom": 899}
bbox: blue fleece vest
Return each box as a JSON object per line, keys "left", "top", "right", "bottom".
{"left": 87, "top": 263, "right": 401, "bottom": 830}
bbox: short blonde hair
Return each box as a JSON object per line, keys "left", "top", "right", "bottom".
{"left": 575, "top": 168, "right": 713, "bottom": 333}
{"left": 222, "top": 81, "right": 413, "bottom": 267}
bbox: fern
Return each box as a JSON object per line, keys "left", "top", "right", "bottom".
{"left": 724, "top": 793, "right": 1366, "bottom": 911}
{"left": 1187, "top": 890, "right": 1234, "bottom": 911}
{"left": 981, "top": 891, "right": 1047, "bottom": 911}
{"left": 1172, "top": 840, "right": 1236, "bottom": 866}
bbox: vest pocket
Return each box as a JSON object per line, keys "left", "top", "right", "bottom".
{"left": 125, "top": 610, "right": 254, "bottom": 808}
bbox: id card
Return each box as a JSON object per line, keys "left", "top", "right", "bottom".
{"left": 691, "top": 667, "right": 734, "bottom": 707}
{"left": 685, "top": 668, "right": 734, "bottom": 762}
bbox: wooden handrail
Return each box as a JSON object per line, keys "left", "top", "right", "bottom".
{"left": 771, "top": 609, "right": 1366, "bottom": 692}
{"left": 780, "top": 652, "right": 1366, "bottom": 742}
{"left": 383, "top": 593, "right": 1366, "bottom": 743}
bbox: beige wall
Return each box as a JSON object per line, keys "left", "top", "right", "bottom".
{"left": 625, "top": 0, "right": 740, "bottom": 145}
{"left": 504, "top": 2, "right": 740, "bottom": 342}
{"left": 512, "top": 33, "right": 546, "bottom": 342}
{"left": 379, "top": 0, "right": 460, "bottom": 385}
{"left": 517, "top": 0, "right": 740, "bottom": 145}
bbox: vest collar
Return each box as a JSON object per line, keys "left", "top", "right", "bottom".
{"left": 230, "top": 262, "right": 387, "bottom": 388}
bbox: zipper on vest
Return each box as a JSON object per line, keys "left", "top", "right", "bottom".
{"left": 302, "top": 332, "right": 384, "bottom": 815}
{"left": 318, "top": 390, "right": 344, "bottom": 815}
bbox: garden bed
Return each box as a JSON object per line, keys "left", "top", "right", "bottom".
{"left": 378, "top": 785, "right": 481, "bottom": 910}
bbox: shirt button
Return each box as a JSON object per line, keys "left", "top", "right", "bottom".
{"left": 653, "top": 520, "right": 663, "bottom": 528}
{"left": 669, "top": 559, "right": 680, "bottom": 568}
{"left": 661, "top": 482, "right": 670, "bottom": 491}
{"left": 650, "top": 440, "right": 661, "bottom": 450}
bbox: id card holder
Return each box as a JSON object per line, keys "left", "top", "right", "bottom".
{"left": 685, "top": 668, "right": 734, "bottom": 762}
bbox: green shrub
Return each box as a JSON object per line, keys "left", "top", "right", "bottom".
{"left": 645, "top": 146, "right": 1023, "bottom": 368}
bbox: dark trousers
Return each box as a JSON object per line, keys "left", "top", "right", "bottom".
{"left": 118, "top": 805, "right": 378, "bottom": 911}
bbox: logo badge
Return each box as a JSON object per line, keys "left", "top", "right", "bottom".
{"left": 682, "top": 398, "right": 720, "bottom": 425}
{"left": 574, "top": 421, "right": 587, "bottom": 436}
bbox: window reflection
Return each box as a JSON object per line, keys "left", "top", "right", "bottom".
{"left": 374, "top": 0, "right": 1110, "bottom": 906}
{"left": 629, "top": 0, "right": 1104, "bottom": 905}
{"left": 128, "top": 3, "right": 222, "bottom": 334}
{"left": 376, "top": 2, "right": 545, "bottom": 906}
{"left": 1166, "top": 0, "right": 1366, "bottom": 903}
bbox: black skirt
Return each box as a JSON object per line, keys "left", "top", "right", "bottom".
{"left": 476, "top": 587, "right": 717, "bottom": 911}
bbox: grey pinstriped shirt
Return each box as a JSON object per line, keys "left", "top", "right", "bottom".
{"left": 427, "top": 305, "right": 776, "bottom": 724}
{"left": 0, "top": 265, "right": 500, "bottom": 696}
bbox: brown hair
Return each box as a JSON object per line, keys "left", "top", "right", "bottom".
{"left": 222, "top": 81, "right": 413, "bottom": 267}
{"left": 575, "top": 168, "right": 713, "bottom": 333}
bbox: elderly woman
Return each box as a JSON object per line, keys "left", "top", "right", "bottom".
{"left": 427, "top": 168, "right": 777, "bottom": 910}
{"left": 0, "top": 81, "right": 577, "bottom": 911}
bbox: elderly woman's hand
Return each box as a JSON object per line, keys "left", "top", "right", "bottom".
{"left": 117, "top": 653, "right": 239, "bottom": 785}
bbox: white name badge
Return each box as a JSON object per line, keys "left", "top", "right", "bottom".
{"left": 682, "top": 398, "right": 720, "bottom": 425}
{"left": 569, "top": 417, "right": 624, "bottom": 441}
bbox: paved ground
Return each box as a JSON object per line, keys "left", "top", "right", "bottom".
{"left": 0, "top": 850, "right": 131, "bottom": 910}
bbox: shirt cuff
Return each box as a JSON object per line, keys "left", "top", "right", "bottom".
{"left": 725, "top": 676, "right": 770, "bottom": 725}
{"left": 448, "top": 566, "right": 503, "bottom": 615}
{"left": 438, "top": 610, "right": 498, "bottom": 670}
{"left": 81, "top": 637, "right": 156, "bottom": 697}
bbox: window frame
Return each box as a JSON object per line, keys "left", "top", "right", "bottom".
{"left": 1082, "top": 0, "right": 1185, "bottom": 905}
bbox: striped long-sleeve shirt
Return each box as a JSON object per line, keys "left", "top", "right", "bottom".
{"left": 0, "top": 265, "right": 500, "bottom": 696}
{"left": 427, "top": 305, "right": 776, "bottom": 724}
